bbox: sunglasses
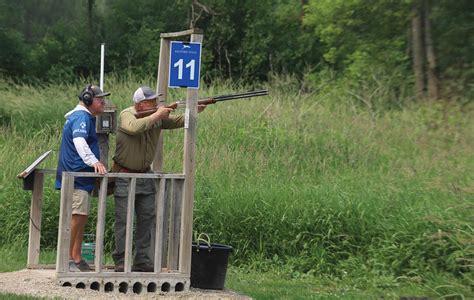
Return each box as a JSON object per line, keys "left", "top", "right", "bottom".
{"left": 94, "top": 97, "right": 106, "bottom": 104}
{"left": 142, "top": 99, "right": 157, "bottom": 105}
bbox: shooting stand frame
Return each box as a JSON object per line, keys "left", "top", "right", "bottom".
{"left": 20, "top": 28, "right": 204, "bottom": 295}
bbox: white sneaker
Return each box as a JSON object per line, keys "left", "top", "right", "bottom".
{"left": 68, "top": 260, "right": 81, "bottom": 272}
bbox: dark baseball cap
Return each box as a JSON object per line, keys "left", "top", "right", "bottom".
{"left": 89, "top": 85, "right": 110, "bottom": 97}
{"left": 79, "top": 85, "right": 111, "bottom": 99}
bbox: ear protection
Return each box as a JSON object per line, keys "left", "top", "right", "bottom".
{"left": 79, "top": 84, "right": 94, "bottom": 106}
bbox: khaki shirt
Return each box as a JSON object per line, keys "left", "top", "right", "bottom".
{"left": 113, "top": 106, "right": 184, "bottom": 171}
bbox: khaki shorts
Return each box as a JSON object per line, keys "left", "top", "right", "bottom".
{"left": 72, "top": 189, "right": 90, "bottom": 215}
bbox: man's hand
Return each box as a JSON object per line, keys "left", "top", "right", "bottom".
{"left": 198, "top": 104, "right": 207, "bottom": 113}
{"left": 93, "top": 162, "right": 107, "bottom": 175}
{"left": 151, "top": 106, "right": 174, "bottom": 122}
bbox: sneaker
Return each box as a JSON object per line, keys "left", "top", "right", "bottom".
{"left": 132, "top": 263, "right": 154, "bottom": 272}
{"left": 75, "top": 259, "right": 91, "bottom": 271}
{"left": 68, "top": 260, "right": 81, "bottom": 272}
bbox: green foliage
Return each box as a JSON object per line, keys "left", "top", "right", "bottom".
{"left": 199, "top": 0, "right": 321, "bottom": 82}
{"left": 431, "top": 0, "right": 474, "bottom": 99}
{"left": 303, "top": 0, "right": 412, "bottom": 89}
{"left": 0, "top": 29, "right": 28, "bottom": 76}
{"left": 0, "top": 0, "right": 472, "bottom": 99}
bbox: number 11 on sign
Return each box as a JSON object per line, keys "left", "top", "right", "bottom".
{"left": 174, "top": 59, "right": 196, "bottom": 81}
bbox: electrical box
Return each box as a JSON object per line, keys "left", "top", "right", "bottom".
{"left": 96, "top": 109, "right": 117, "bottom": 134}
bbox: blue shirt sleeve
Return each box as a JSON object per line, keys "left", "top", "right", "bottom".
{"left": 71, "top": 114, "right": 90, "bottom": 139}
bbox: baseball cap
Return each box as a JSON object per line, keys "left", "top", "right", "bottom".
{"left": 133, "top": 86, "right": 162, "bottom": 103}
{"left": 89, "top": 85, "right": 111, "bottom": 98}
{"left": 79, "top": 85, "right": 111, "bottom": 99}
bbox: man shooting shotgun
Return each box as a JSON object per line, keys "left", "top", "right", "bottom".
{"left": 111, "top": 86, "right": 267, "bottom": 272}
{"left": 111, "top": 85, "right": 207, "bottom": 272}
{"left": 135, "top": 89, "right": 268, "bottom": 119}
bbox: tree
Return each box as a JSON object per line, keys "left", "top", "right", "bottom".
{"left": 431, "top": 0, "right": 474, "bottom": 98}
{"left": 0, "top": 0, "right": 471, "bottom": 95}
{"left": 87, "top": 0, "right": 94, "bottom": 43}
{"left": 303, "top": 0, "right": 412, "bottom": 79}
{"left": 411, "top": 0, "right": 440, "bottom": 99}
{"left": 193, "top": 0, "right": 318, "bottom": 82}
{"left": 423, "top": 0, "right": 439, "bottom": 99}
{"left": 411, "top": 0, "right": 425, "bottom": 98}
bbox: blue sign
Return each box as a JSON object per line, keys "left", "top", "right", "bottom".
{"left": 169, "top": 41, "right": 202, "bottom": 89}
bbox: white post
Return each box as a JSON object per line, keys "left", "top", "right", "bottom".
{"left": 100, "top": 43, "right": 105, "bottom": 90}
{"left": 97, "top": 42, "right": 110, "bottom": 168}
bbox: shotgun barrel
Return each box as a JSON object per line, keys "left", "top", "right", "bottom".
{"left": 134, "top": 89, "right": 268, "bottom": 118}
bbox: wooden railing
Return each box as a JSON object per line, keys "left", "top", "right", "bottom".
{"left": 55, "top": 171, "right": 189, "bottom": 293}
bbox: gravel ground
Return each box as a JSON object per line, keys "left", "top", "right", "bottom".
{"left": 0, "top": 269, "right": 251, "bottom": 299}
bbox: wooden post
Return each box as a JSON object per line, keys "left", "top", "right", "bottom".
{"left": 154, "top": 178, "right": 167, "bottom": 273}
{"left": 156, "top": 38, "right": 171, "bottom": 103}
{"left": 27, "top": 171, "right": 44, "bottom": 267}
{"left": 97, "top": 135, "right": 109, "bottom": 169}
{"left": 124, "top": 178, "right": 137, "bottom": 273}
{"left": 160, "top": 179, "right": 171, "bottom": 268}
{"left": 167, "top": 179, "right": 183, "bottom": 270}
{"left": 179, "top": 32, "right": 203, "bottom": 274}
{"left": 56, "top": 173, "right": 74, "bottom": 273}
{"left": 153, "top": 38, "right": 171, "bottom": 172}
{"left": 94, "top": 177, "right": 108, "bottom": 272}
{"left": 97, "top": 99, "right": 115, "bottom": 169}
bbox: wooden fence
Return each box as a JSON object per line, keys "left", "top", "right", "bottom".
{"left": 55, "top": 171, "right": 190, "bottom": 294}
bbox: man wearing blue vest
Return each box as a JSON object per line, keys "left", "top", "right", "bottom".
{"left": 55, "top": 84, "right": 109, "bottom": 272}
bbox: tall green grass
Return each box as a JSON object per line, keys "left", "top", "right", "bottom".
{"left": 0, "top": 74, "right": 472, "bottom": 297}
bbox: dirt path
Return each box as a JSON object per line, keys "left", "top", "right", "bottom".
{"left": 0, "top": 269, "right": 251, "bottom": 299}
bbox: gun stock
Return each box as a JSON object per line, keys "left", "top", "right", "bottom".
{"left": 134, "top": 89, "right": 267, "bottom": 119}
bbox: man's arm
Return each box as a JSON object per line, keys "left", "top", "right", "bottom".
{"left": 73, "top": 137, "right": 98, "bottom": 166}
{"left": 71, "top": 116, "right": 107, "bottom": 174}
{"left": 72, "top": 137, "right": 107, "bottom": 174}
{"left": 160, "top": 104, "right": 206, "bottom": 129}
{"left": 161, "top": 115, "right": 185, "bottom": 129}
{"left": 120, "top": 107, "right": 173, "bottom": 134}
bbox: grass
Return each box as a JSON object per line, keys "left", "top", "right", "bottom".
{"left": 0, "top": 74, "right": 472, "bottom": 298}
{"left": 0, "top": 244, "right": 464, "bottom": 299}
{"left": 0, "top": 246, "right": 467, "bottom": 299}
{"left": 226, "top": 267, "right": 442, "bottom": 299}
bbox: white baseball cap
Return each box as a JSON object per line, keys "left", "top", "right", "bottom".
{"left": 132, "top": 86, "right": 162, "bottom": 103}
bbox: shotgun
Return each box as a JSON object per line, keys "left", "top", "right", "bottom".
{"left": 134, "top": 89, "right": 268, "bottom": 119}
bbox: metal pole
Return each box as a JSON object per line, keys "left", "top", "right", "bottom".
{"left": 100, "top": 43, "right": 105, "bottom": 90}
{"left": 97, "top": 42, "right": 110, "bottom": 168}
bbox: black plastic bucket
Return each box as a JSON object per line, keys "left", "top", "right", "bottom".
{"left": 190, "top": 242, "right": 233, "bottom": 290}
